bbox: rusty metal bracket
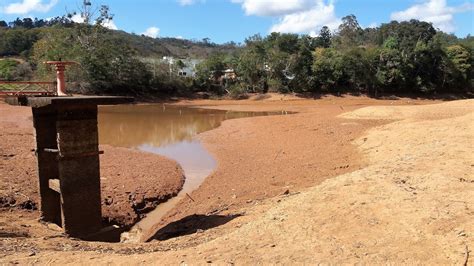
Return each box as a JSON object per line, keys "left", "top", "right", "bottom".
{"left": 58, "top": 151, "right": 105, "bottom": 160}
{"left": 36, "top": 148, "right": 104, "bottom": 159}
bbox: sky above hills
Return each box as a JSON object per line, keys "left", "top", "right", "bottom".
{"left": 0, "top": 0, "right": 473, "bottom": 43}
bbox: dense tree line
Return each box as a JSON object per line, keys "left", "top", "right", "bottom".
{"left": 0, "top": 16, "right": 75, "bottom": 57}
{"left": 0, "top": 10, "right": 239, "bottom": 95}
{"left": 0, "top": 16, "right": 239, "bottom": 59}
{"left": 0, "top": 10, "right": 472, "bottom": 97}
{"left": 197, "top": 16, "right": 473, "bottom": 96}
{"left": 0, "top": 17, "right": 73, "bottom": 29}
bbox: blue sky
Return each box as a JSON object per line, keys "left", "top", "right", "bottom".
{"left": 0, "top": 0, "right": 473, "bottom": 43}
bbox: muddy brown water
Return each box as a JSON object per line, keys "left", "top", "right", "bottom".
{"left": 98, "top": 104, "right": 282, "bottom": 242}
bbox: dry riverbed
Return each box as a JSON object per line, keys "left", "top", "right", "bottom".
{"left": 1, "top": 94, "right": 472, "bottom": 264}
{"left": 0, "top": 102, "right": 184, "bottom": 227}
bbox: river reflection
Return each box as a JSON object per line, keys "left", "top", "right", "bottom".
{"left": 98, "top": 104, "right": 271, "bottom": 148}
{"left": 98, "top": 104, "right": 277, "bottom": 242}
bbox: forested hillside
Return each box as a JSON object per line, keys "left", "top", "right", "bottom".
{"left": 0, "top": 17, "right": 239, "bottom": 59}
{"left": 196, "top": 15, "right": 473, "bottom": 97}
{"left": 0, "top": 11, "right": 472, "bottom": 97}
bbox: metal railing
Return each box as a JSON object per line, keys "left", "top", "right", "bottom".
{"left": 0, "top": 81, "right": 56, "bottom": 96}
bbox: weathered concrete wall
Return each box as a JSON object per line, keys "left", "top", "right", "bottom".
{"left": 56, "top": 106, "right": 102, "bottom": 236}
{"left": 32, "top": 106, "right": 61, "bottom": 226}
{"left": 32, "top": 105, "right": 103, "bottom": 237}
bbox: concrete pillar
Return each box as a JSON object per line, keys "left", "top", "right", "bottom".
{"left": 32, "top": 105, "right": 102, "bottom": 237}
{"left": 32, "top": 106, "right": 62, "bottom": 226}
{"left": 56, "top": 105, "right": 102, "bottom": 237}
{"left": 7, "top": 96, "right": 133, "bottom": 239}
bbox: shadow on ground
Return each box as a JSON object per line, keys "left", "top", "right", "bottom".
{"left": 149, "top": 214, "right": 241, "bottom": 241}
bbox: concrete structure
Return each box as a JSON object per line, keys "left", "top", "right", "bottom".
{"left": 6, "top": 96, "right": 133, "bottom": 238}
{"left": 45, "top": 61, "right": 77, "bottom": 96}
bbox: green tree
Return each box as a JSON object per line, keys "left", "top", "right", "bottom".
{"left": 378, "top": 20, "right": 436, "bottom": 55}
{"left": 341, "top": 48, "right": 376, "bottom": 92}
{"left": 0, "top": 59, "right": 19, "bottom": 80}
{"left": 312, "top": 48, "right": 346, "bottom": 93}
{"left": 316, "top": 26, "right": 332, "bottom": 48}
{"left": 383, "top": 36, "right": 398, "bottom": 49}
{"left": 411, "top": 40, "right": 445, "bottom": 92}
{"left": 195, "top": 53, "right": 226, "bottom": 92}
{"left": 236, "top": 34, "right": 267, "bottom": 92}
{"left": 0, "top": 28, "right": 40, "bottom": 56}
{"left": 445, "top": 45, "right": 472, "bottom": 91}
{"left": 337, "top": 14, "right": 362, "bottom": 47}
{"left": 288, "top": 35, "right": 314, "bottom": 92}
{"left": 32, "top": 27, "right": 83, "bottom": 82}
{"left": 446, "top": 45, "right": 471, "bottom": 79}
{"left": 375, "top": 47, "right": 406, "bottom": 94}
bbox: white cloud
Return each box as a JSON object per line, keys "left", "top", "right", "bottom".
{"left": 270, "top": 0, "right": 340, "bottom": 34}
{"left": 142, "top": 26, "right": 160, "bottom": 38}
{"left": 176, "top": 35, "right": 184, "bottom": 39}
{"left": 101, "top": 19, "right": 117, "bottom": 30}
{"left": 232, "top": 0, "right": 340, "bottom": 34}
{"left": 2, "top": 0, "right": 58, "bottom": 14}
{"left": 70, "top": 13, "right": 117, "bottom": 30}
{"left": 232, "top": 0, "right": 315, "bottom": 16}
{"left": 391, "top": 0, "right": 473, "bottom": 33}
{"left": 70, "top": 13, "right": 85, "bottom": 23}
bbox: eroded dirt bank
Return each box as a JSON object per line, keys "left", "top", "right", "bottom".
{"left": 149, "top": 96, "right": 394, "bottom": 236}
{"left": 3, "top": 96, "right": 472, "bottom": 264}
{"left": 0, "top": 101, "right": 184, "bottom": 226}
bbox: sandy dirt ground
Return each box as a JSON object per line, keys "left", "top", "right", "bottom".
{"left": 0, "top": 102, "right": 184, "bottom": 227}
{"left": 1, "top": 95, "right": 472, "bottom": 264}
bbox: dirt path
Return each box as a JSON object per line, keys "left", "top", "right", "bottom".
{"left": 3, "top": 96, "right": 470, "bottom": 264}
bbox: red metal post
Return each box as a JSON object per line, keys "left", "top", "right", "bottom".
{"left": 55, "top": 64, "right": 66, "bottom": 96}
{"left": 45, "top": 61, "right": 77, "bottom": 96}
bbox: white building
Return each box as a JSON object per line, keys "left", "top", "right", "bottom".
{"left": 162, "top": 57, "right": 203, "bottom": 77}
